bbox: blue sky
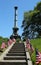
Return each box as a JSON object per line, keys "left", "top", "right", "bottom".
{"left": 0, "top": 0, "right": 41, "bottom": 38}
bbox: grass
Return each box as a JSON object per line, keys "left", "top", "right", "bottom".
{"left": 0, "top": 37, "right": 8, "bottom": 47}
{"left": 0, "top": 37, "right": 8, "bottom": 55}
{"left": 30, "top": 38, "right": 41, "bottom": 65}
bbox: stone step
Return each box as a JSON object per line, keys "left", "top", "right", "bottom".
{"left": 6, "top": 53, "right": 26, "bottom": 56}
{"left": 4, "top": 56, "right": 26, "bottom": 60}
{"left": 0, "top": 60, "right": 27, "bottom": 65}
{"left": 12, "top": 43, "right": 24, "bottom": 46}
{"left": 8, "top": 51, "right": 25, "bottom": 53}
{"left": 11, "top": 46, "right": 25, "bottom": 49}
{"left": 0, "top": 62, "right": 27, "bottom": 65}
{"left": 9, "top": 49, "right": 25, "bottom": 52}
{"left": 0, "top": 43, "right": 28, "bottom": 65}
{"left": 11, "top": 45, "right": 24, "bottom": 47}
{"left": 11, "top": 47, "right": 24, "bottom": 49}
{"left": 4, "top": 56, "right": 26, "bottom": 57}
{"left": 11, "top": 47, "right": 25, "bottom": 48}
{"left": 10, "top": 49, "right": 25, "bottom": 51}
{"left": 10, "top": 48, "right": 25, "bottom": 49}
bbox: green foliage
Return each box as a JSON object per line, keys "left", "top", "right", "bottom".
{"left": 30, "top": 38, "right": 41, "bottom": 65}
{"left": 34, "top": 2, "right": 41, "bottom": 11}
{"left": 16, "top": 38, "right": 21, "bottom": 43}
{"left": 0, "top": 36, "right": 8, "bottom": 47}
{"left": 31, "top": 38, "right": 41, "bottom": 51}
{"left": 22, "top": 2, "right": 41, "bottom": 39}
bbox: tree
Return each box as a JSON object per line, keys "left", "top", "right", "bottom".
{"left": 21, "top": 2, "right": 41, "bottom": 39}
{"left": 34, "top": 2, "right": 41, "bottom": 11}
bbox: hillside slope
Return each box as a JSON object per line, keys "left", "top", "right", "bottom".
{"left": 30, "top": 38, "right": 41, "bottom": 65}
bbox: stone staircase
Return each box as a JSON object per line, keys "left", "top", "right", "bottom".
{"left": 0, "top": 42, "right": 32, "bottom": 65}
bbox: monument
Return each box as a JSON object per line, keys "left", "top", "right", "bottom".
{"left": 10, "top": 6, "right": 21, "bottom": 39}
